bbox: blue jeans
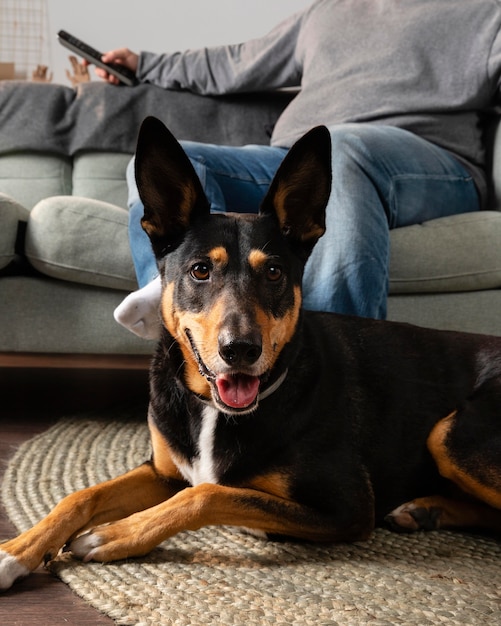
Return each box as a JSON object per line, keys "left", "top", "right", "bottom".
{"left": 127, "top": 124, "right": 480, "bottom": 318}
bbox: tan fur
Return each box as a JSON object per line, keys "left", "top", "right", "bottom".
{"left": 254, "top": 285, "right": 302, "bottom": 370}
{"left": 428, "top": 413, "right": 501, "bottom": 509}
{"left": 248, "top": 249, "right": 270, "bottom": 271}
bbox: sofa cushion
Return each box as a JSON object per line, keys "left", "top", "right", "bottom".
{"left": 72, "top": 152, "right": 131, "bottom": 208}
{"left": 387, "top": 290, "right": 501, "bottom": 335}
{"left": 0, "top": 153, "right": 72, "bottom": 210}
{"left": 389, "top": 211, "right": 501, "bottom": 293}
{"left": 25, "top": 196, "right": 137, "bottom": 291}
{"left": 0, "top": 275, "right": 153, "bottom": 354}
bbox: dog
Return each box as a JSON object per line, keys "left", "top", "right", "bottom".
{"left": 1, "top": 117, "right": 501, "bottom": 591}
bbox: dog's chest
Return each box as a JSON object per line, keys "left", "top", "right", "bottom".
{"left": 175, "top": 405, "right": 220, "bottom": 486}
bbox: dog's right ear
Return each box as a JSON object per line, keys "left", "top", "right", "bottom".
{"left": 135, "top": 117, "right": 210, "bottom": 257}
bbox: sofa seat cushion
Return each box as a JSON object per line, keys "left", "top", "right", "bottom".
{"left": 0, "top": 193, "right": 30, "bottom": 270}
{"left": 25, "top": 196, "right": 137, "bottom": 291}
{"left": 0, "top": 275, "right": 153, "bottom": 354}
{"left": 389, "top": 211, "right": 501, "bottom": 294}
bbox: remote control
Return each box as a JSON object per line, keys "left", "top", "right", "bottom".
{"left": 57, "top": 30, "right": 139, "bottom": 86}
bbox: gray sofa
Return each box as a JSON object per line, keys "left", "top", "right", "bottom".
{"left": 1, "top": 81, "right": 501, "bottom": 366}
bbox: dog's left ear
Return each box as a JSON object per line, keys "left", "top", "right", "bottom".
{"left": 135, "top": 116, "right": 210, "bottom": 257}
{"left": 260, "top": 125, "right": 331, "bottom": 259}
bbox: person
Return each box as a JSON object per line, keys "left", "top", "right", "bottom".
{"left": 90, "top": 0, "right": 501, "bottom": 341}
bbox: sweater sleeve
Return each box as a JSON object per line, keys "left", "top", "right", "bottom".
{"left": 136, "top": 9, "right": 305, "bottom": 95}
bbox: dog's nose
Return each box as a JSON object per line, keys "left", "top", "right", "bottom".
{"left": 218, "top": 336, "right": 262, "bottom": 367}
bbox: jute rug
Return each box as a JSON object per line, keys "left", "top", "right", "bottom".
{"left": 2, "top": 408, "right": 501, "bottom": 625}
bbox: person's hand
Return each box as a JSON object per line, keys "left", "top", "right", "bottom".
{"left": 83, "top": 48, "right": 139, "bottom": 85}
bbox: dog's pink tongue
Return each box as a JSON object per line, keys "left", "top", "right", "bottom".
{"left": 216, "top": 374, "right": 260, "bottom": 409}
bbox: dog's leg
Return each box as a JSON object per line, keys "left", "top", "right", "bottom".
{"left": 386, "top": 494, "right": 501, "bottom": 532}
{"left": 68, "top": 481, "right": 373, "bottom": 563}
{"left": 387, "top": 384, "right": 501, "bottom": 533}
{"left": 0, "top": 462, "right": 179, "bottom": 590}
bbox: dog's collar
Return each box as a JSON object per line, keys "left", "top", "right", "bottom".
{"left": 257, "top": 368, "right": 289, "bottom": 402}
{"left": 199, "top": 368, "right": 289, "bottom": 412}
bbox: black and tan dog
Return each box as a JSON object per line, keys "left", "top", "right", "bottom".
{"left": 2, "top": 117, "right": 501, "bottom": 590}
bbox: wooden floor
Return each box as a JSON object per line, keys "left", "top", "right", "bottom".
{"left": 0, "top": 365, "right": 150, "bottom": 625}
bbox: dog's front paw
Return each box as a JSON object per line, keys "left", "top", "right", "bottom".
{"left": 67, "top": 531, "right": 104, "bottom": 563}
{"left": 0, "top": 549, "right": 30, "bottom": 591}
{"left": 67, "top": 521, "right": 152, "bottom": 563}
{"left": 385, "top": 502, "right": 442, "bottom": 533}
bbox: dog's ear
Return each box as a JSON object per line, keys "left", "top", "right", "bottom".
{"left": 135, "top": 116, "right": 210, "bottom": 256}
{"left": 260, "top": 125, "right": 331, "bottom": 259}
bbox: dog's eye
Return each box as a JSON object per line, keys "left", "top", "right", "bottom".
{"left": 190, "top": 263, "right": 211, "bottom": 281}
{"left": 266, "top": 265, "right": 283, "bottom": 282}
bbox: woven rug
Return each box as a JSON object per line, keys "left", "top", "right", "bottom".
{"left": 2, "top": 409, "right": 501, "bottom": 625}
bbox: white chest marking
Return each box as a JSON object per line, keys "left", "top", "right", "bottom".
{"left": 177, "top": 405, "right": 219, "bottom": 486}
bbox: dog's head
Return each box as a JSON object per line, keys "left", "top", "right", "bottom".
{"left": 135, "top": 117, "right": 331, "bottom": 414}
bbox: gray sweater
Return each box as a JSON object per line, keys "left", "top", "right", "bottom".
{"left": 137, "top": 0, "right": 501, "bottom": 205}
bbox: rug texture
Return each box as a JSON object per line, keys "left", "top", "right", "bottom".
{"left": 2, "top": 409, "right": 501, "bottom": 626}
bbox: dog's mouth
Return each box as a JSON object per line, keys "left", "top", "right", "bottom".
{"left": 185, "top": 330, "right": 262, "bottom": 412}
{"left": 214, "top": 373, "right": 261, "bottom": 411}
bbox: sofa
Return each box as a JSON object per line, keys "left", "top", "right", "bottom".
{"left": 1, "top": 80, "right": 501, "bottom": 366}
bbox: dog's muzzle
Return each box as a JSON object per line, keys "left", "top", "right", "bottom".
{"left": 185, "top": 329, "right": 287, "bottom": 414}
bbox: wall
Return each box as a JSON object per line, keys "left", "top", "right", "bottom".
{"left": 46, "top": 0, "right": 311, "bottom": 85}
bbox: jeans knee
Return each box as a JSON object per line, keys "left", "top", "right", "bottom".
{"left": 329, "top": 124, "right": 390, "bottom": 172}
